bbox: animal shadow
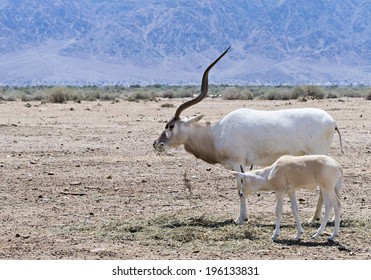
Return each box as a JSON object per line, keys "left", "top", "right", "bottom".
{"left": 272, "top": 238, "right": 350, "bottom": 251}
{"left": 163, "top": 216, "right": 236, "bottom": 229}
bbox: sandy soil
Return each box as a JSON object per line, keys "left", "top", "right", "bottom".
{"left": 0, "top": 97, "right": 370, "bottom": 259}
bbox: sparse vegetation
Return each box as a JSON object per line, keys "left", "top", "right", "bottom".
{"left": 161, "top": 103, "right": 175, "bottom": 108}
{"left": 64, "top": 213, "right": 370, "bottom": 256}
{"left": 221, "top": 87, "right": 253, "bottom": 100}
{"left": 161, "top": 89, "right": 176, "bottom": 99}
{"left": 49, "top": 88, "right": 69, "bottom": 103}
{"left": 0, "top": 85, "right": 370, "bottom": 103}
{"left": 1, "top": 96, "right": 369, "bottom": 259}
{"left": 127, "top": 90, "right": 158, "bottom": 102}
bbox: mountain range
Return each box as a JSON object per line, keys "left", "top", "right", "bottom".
{"left": 0, "top": 0, "right": 370, "bottom": 86}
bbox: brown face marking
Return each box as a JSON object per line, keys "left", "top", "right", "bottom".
{"left": 165, "top": 117, "right": 178, "bottom": 130}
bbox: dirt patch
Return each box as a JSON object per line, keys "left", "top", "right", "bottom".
{"left": 0, "top": 98, "right": 370, "bottom": 259}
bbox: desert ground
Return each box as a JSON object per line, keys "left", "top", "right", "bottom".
{"left": 0, "top": 97, "right": 370, "bottom": 259}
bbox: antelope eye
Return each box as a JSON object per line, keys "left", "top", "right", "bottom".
{"left": 169, "top": 124, "right": 175, "bottom": 130}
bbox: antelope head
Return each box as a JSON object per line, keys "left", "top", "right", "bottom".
{"left": 153, "top": 47, "right": 230, "bottom": 151}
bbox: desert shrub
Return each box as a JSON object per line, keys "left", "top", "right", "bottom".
{"left": 21, "top": 94, "right": 33, "bottom": 102}
{"left": 128, "top": 90, "right": 157, "bottom": 101}
{"left": 326, "top": 92, "right": 339, "bottom": 99}
{"left": 21, "top": 91, "right": 47, "bottom": 102}
{"left": 291, "top": 85, "right": 325, "bottom": 99}
{"left": 221, "top": 88, "right": 253, "bottom": 100}
{"left": 161, "top": 103, "right": 175, "bottom": 108}
{"left": 6, "top": 96, "right": 17, "bottom": 101}
{"left": 305, "top": 85, "right": 325, "bottom": 99}
{"left": 83, "top": 91, "right": 100, "bottom": 101}
{"left": 265, "top": 91, "right": 280, "bottom": 100}
{"left": 100, "top": 93, "right": 119, "bottom": 101}
{"left": 68, "top": 92, "right": 82, "bottom": 102}
{"left": 291, "top": 86, "right": 305, "bottom": 98}
{"left": 178, "top": 89, "right": 194, "bottom": 98}
{"left": 49, "top": 88, "right": 68, "bottom": 103}
{"left": 161, "top": 90, "right": 175, "bottom": 99}
{"left": 342, "top": 89, "right": 363, "bottom": 98}
{"left": 261, "top": 88, "right": 296, "bottom": 100}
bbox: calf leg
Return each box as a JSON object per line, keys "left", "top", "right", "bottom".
{"left": 330, "top": 178, "right": 343, "bottom": 224}
{"left": 312, "top": 191, "right": 332, "bottom": 239}
{"left": 308, "top": 189, "right": 323, "bottom": 223}
{"left": 288, "top": 191, "right": 304, "bottom": 240}
{"left": 329, "top": 191, "right": 342, "bottom": 240}
{"left": 272, "top": 192, "right": 284, "bottom": 240}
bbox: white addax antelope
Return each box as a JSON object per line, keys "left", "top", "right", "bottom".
{"left": 231, "top": 155, "right": 343, "bottom": 241}
{"left": 153, "top": 47, "right": 344, "bottom": 224}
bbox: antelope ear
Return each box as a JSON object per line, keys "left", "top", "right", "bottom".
{"left": 231, "top": 171, "right": 246, "bottom": 185}
{"left": 231, "top": 171, "right": 243, "bottom": 178}
{"left": 185, "top": 115, "right": 204, "bottom": 125}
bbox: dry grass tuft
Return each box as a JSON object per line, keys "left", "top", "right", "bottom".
{"left": 183, "top": 171, "right": 193, "bottom": 196}
{"left": 63, "top": 212, "right": 370, "bottom": 258}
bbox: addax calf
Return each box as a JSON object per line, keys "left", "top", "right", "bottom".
{"left": 232, "top": 155, "right": 343, "bottom": 241}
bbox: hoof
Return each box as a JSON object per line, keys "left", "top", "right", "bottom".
{"left": 327, "top": 237, "right": 336, "bottom": 243}
{"left": 312, "top": 234, "right": 320, "bottom": 240}
{"left": 307, "top": 217, "right": 320, "bottom": 224}
{"left": 271, "top": 235, "right": 279, "bottom": 241}
{"left": 235, "top": 217, "right": 247, "bottom": 225}
{"left": 328, "top": 234, "right": 337, "bottom": 242}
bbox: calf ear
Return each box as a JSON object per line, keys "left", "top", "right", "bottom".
{"left": 231, "top": 171, "right": 245, "bottom": 185}
{"left": 231, "top": 171, "right": 243, "bottom": 178}
{"left": 185, "top": 115, "right": 204, "bottom": 125}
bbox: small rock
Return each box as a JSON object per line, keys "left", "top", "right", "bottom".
{"left": 146, "top": 163, "right": 152, "bottom": 167}
{"left": 48, "top": 171, "right": 54, "bottom": 175}
{"left": 70, "top": 181, "right": 82, "bottom": 186}
{"left": 30, "top": 161, "right": 37, "bottom": 165}
{"left": 141, "top": 179, "right": 147, "bottom": 183}
{"left": 107, "top": 175, "right": 112, "bottom": 179}
{"left": 90, "top": 248, "right": 105, "bottom": 253}
{"left": 206, "top": 167, "right": 211, "bottom": 171}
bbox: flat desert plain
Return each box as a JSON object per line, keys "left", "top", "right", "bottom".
{"left": 0, "top": 97, "right": 370, "bottom": 259}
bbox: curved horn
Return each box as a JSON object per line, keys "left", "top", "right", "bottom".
{"left": 174, "top": 46, "right": 230, "bottom": 119}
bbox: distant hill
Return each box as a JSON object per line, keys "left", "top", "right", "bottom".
{"left": 0, "top": 0, "right": 370, "bottom": 86}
